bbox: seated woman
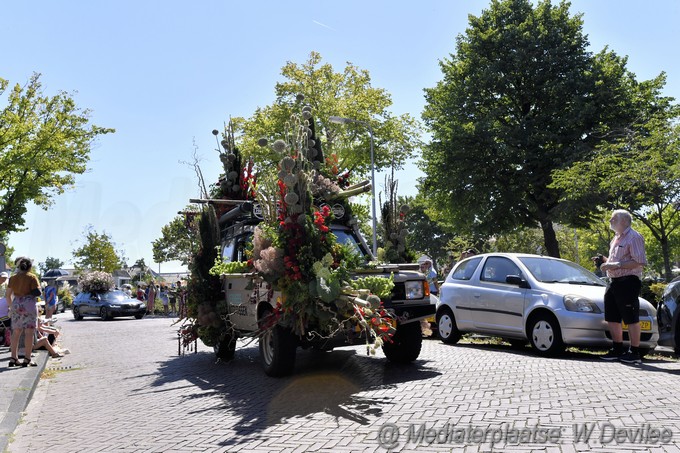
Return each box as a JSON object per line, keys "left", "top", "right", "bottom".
{"left": 33, "top": 331, "right": 64, "bottom": 358}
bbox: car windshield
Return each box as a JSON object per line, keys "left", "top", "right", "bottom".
{"left": 99, "top": 291, "right": 129, "bottom": 301}
{"left": 519, "top": 257, "right": 605, "bottom": 286}
{"left": 331, "top": 228, "right": 368, "bottom": 260}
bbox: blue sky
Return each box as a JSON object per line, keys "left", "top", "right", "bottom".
{"left": 2, "top": 0, "right": 679, "bottom": 273}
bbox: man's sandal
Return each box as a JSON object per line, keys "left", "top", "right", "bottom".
{"left": 21, "top": 358, "right": 37, "bottom": 367}
{"left": 8, "top": 357, "right": 19, "bottom": 367}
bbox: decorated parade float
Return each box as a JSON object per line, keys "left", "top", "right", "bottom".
{"left": 181, "top": 101, "right": 434, "bottom": 376}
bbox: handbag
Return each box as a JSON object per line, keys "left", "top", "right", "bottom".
{"left": 30, "top": 287, "right": 41, "bottom": 297}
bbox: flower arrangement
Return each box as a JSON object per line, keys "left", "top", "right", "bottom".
{"left": 78, "top": 271, "right": 114, "bottom": 293}
{"left": 251, "top": 101, "right": 396, "bottom": 350}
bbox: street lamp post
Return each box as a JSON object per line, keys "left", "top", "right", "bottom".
{"left": 328, "top": 116, "right": 378, "bottom": 257}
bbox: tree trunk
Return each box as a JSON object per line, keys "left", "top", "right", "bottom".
{"left": 539, "top": 218, "right": 561, "bottom": 258}
{"left": 661, "top": 236, "right": 673, "bottom": 282}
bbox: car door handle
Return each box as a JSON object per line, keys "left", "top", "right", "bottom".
{"left": 473, "top": 293, "right": 481, "bottom": 298}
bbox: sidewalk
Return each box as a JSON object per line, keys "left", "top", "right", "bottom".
{"left": 0, "top": 345, "right": 48, "bottom": 452}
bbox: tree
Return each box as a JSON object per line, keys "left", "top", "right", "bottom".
{"left": 403, "top": 197, "right": 456, "bottom": 268}
{"left": 421, "top": 0, "right": 652, "bottom": 258}
{"left": 152, "top": 212, "right": 199, "bottom": 266}
{"left": 0, "top": 73, "right": 114, "bottom": 234}
{"left": 552, "top": 105, "right": 680, "bottom": 280}
{"left": 236, "top": 51, "right": 422, "bottom": 180}
{"left": 130, "top": 258, "right": 151, "bottom": 284}
{"left": 38, "top": 256, "right": 65, "bottom": 275}
{"left": 72, "top": 227, "right": 124, "bottom": 273}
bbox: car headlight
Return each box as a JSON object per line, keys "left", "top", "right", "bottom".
{"left": 109, "top": 305, "right": 121, "bottom": 308}
{"left": 564, "top": 295, "right": 601, "bottom": 313}
{"left": 405, "top": 281, "right": 425, "bottom": 299}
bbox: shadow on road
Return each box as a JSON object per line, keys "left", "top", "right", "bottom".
{"left": 143, "top": 343, "right": 440, "bottom": 448}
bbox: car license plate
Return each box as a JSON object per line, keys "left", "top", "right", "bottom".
{"left": 622, "top": 321, "right": 651, "bottom": 331}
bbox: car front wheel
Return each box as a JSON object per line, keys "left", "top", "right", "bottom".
{"left": 528, "top": 313, "right": 565, "bottom": 357}
{"left": 100, "top": 307, "right": 111, "bottom": 321}
{"left": 436, "top": 307, "right": 461, "bottom": 344}
{"left": 73, "top": 306, "right": 83, "bottom": 321}
{"left": 382, "top": 321, "right": 423, "bottom": 363}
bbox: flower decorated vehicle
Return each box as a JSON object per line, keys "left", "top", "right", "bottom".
{"left": 73, "top": 271, "right": 146, "bottom": 320}
{"left": 184, "top": 104, "right": 435, "bottom": 376}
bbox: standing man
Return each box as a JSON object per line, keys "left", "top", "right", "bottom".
{"left": 419, "top": 259, "right": 439, "bottom": 296}
{"left": 599, "top": 209, "right": 647, "bottom": 364}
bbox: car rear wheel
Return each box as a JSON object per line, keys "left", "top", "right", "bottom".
{"left": 382, "top": 321, "right": 423, "bottom": 363}
{"left": 528, "top": 313, "right": 565, "bottom": 357}
{"left": 73, "top": 306, "right": 83, "bottom": 321}
{"left": 100, "top": 307, "right": 111, "bottom": 321}
{"left": 436, "top": 307, "right": 461, "bottom": 344}
{"left": 258, "top": 309, "right": 297, "bottom": 377}
{"left": 215, "top": 329, "right": 237, "bottom": 361}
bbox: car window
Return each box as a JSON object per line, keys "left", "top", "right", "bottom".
{"left": 222, "top": 239, "right": 236, "bottom": 263}
{"left": 480, "top": 257, "right": 522, "bottom": 283}
{"left": 223, "top": 234, "right": 254, "bottom": 263}
{"left": 101, "top": 291, "right": 127, "bottom": 302}
{"left": 519, "top": 257, "right": 605, "bottom": 285}
{"left": 450, "top": 257, "right": 482, "bottom": 280}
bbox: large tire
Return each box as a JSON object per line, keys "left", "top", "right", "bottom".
{"left": 100, "top": 306, "right": 111, "bottom": 321}
{"left": 528, "top": 312, "right": 565, "bottom": 357}
{"left": 382, "top": 321, "right": 423, "bottom": 363}
{"left": 258, "top": 311, "right": 297, "bottom": 377}
{"left": 436, "top": 307, "right": 461, "bottom": 344}
{"left": 73, "top": 306, "right": 83, "bottom": 321}
{"left": 215, "top": 330, "right": 237, "bottom": 361}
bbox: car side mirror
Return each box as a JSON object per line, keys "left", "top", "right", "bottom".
{"left": 506, "top": 275, "right": 530, "bottom": 289}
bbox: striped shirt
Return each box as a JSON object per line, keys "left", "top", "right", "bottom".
{"left": 607, "top": 226, "right": 646, "bottom": 279}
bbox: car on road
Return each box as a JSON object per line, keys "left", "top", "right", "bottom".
{"left": 72, "top": 290, "right": 146, "bottom": 321}
{"left": 657, "top": 277, "right": 680, "bottom": 355}
{"left": 436, "top": 253, "right": 658, "bottom": 356}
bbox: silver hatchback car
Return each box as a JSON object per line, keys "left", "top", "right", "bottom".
{"left": 436, "top": 253, "right": 658, "bottom": 356}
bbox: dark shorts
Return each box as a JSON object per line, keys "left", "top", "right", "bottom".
{"left": 604, "top": 276, "right": 641, "bottom": 324}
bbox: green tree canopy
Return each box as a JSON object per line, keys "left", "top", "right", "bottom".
{"left": 552, "top": 95, "right": 680, "bottom": 280}
{"left": 402, "top": 196, "right": 456, "bottom": 269}
{"left": 0, "top": 73, "right": 114, "bottom": 234}
{"left": 237, "top": 51, "right": 422, "bottom": 180}
{"left": 420, "top": 0, "right": 654, "bottom": 258}
{"left": 38, "top": 256, "right": 65, "bottom": 275}
{"left": 152, "top": 211, "right": 198, "bottom": 266}
{"left": 72, "top": 227, "right": 124, "bottom": 273}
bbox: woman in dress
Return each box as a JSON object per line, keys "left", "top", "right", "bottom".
{"left": 6, "top": 257, "right": 41, "bottom": 367}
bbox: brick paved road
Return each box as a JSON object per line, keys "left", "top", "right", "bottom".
{"left": 9, "top": 312, "right": 680, "bottom": 452}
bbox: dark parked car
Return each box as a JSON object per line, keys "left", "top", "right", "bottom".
{"left": 72, "top": 290, "right": 146, "bottom": 321}
{"left": 658, "top": 277, "right": 680, "bottom": 354}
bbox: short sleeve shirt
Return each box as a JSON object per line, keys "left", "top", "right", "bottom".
{"left": 607, "top": 226, "right": 646, "bottom": 279}
{"left": 8, "top": 273, "right": 41, "bottom": 297}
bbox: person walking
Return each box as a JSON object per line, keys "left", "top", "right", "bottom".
{"left": 6, "top": 257, "right": 41, "bottom": 367}
{"left": 599, "top": 209, "right": 647, "bottom": 364}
